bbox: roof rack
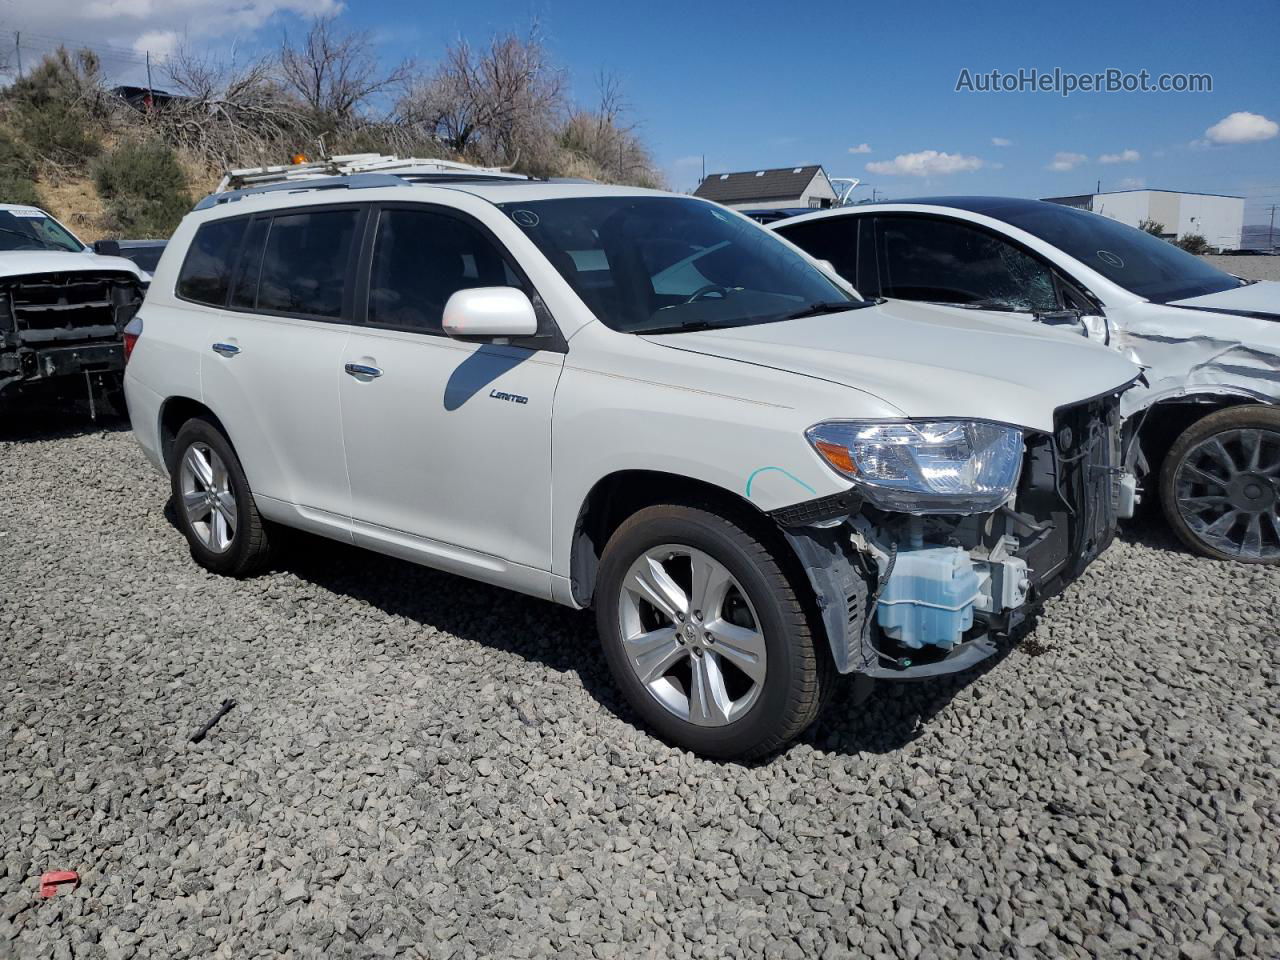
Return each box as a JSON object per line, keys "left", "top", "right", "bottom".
{"left": 193, "top": 153, "right": 529, "bottom": 211}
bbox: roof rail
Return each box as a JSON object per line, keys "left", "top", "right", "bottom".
{"left": 215, "top": 153, "right": 519, "bottom": 192}
{"left": 192, "top": 172, "right": 410, "bottom": 211}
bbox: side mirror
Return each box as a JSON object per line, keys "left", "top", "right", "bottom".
{"left": 93, "top": 239, "right": 122, "bottom": 257}
{"left": 443, "top": 287, "right": 538, "bottom": 340}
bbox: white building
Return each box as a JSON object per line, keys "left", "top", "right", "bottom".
{"left": 1042, "top": 189, "right": 1245, "bottom": 252}
{"left": 694, "top": 165, "right": 838, "bottom": 213}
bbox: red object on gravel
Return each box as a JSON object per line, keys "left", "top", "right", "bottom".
{"left": 38, "top": 871, "right": 79, "bottom": 898}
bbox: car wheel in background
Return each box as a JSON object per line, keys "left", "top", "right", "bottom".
{"left": 595, "top": 503, "right": 830, "bottom": 760}
{"left": 1160, "top": 405, "right": 1280, "bottom": 564}
{"left": 170, "top": 417, "right": 273, "bottom": 577}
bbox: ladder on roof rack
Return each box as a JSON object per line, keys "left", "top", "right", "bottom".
{"left": 215, "top": 153, "right": 516, "bottom": 192}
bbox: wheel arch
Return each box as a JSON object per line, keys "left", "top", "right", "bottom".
{"left": 1135, "top": 392, "right": 1273, "bottom": 477}
{"left": 158, "top": 396, "right": 230, "bottom": 471}
{"left": 568, "top": 469, "right": 795, "bottom": 609}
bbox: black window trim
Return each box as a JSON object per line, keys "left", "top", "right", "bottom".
{"left": 353, "top": 200, "right": 568, "bottom": 354}
{"left": 222, "top": 202, "right": 369, "bottom": 325}
{"left": 174, "top": 214, "right": 252, "bottom": 310}
{"left": 868, "top": 211, "right": 1106, "bottom": 315}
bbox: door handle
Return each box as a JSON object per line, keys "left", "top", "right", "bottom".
{"left": 211, "top": 342, "right": 240, "bottom": 357}
{"left": 344, "top": 362, "right": 382, "bottom": 379}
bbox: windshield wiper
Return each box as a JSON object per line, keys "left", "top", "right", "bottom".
{"left": 928, "top": 298, "right": 1021, "bottom": 313}
{"left": 638, "top": 319, "right": 725, "bottom": 335}
{"left": 779, "top": 300, "right": 861, "bottom": 321}
{"left": 0, "top": 226, "right": 50, "bottom": 249}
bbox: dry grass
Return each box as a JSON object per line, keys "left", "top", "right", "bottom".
{"left": 38, "top": 173, "right": 109, "bottom": 242}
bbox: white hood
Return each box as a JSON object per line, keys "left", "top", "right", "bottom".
{"left": 645, "top": 299, "right": 1140, "bottom": 433}
{"left": 0, "top": 249, "right": 148, "bottom": 281}
{"left": 1169, "top": 280, "right": 1280, "bottom": 317}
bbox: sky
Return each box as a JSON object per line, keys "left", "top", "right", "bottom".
{"left": 2, "top": 0, "right": 1278, "bottom": 222}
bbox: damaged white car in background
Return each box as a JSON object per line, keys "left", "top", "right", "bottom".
{"left": 0, "top": 203, "right": 148, "bottom": 408}
{"left": 773, "top": 198, "right": 1280, "bottom": 563}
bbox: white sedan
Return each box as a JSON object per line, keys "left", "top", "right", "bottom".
{"left": 773, "top": 198, "right": 1280, "bottom": 564}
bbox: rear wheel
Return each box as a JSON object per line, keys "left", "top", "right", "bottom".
{"left": 1160, "top": 405, "right": 1280, "bottom": 564}
{"left": 170, "top": 417, "right": 273, "bottom": 576}
{"left": 595, "top": 504, "right": 828, "bottom": 760}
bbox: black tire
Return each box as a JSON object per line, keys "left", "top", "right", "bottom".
{"left": 1159, "top": 405, "right": 1280, "bottom": 564}
{"left": 170, "top": 417, "right": 273, "bottom": 577}
{"left": 595, "top": 503, "right": 829, "bottom": 761}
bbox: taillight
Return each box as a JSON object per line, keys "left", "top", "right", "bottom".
{"left": 123, "top": 315, "right": 143, "bottom": 363}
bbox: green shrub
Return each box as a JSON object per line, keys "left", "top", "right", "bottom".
{"left": 1176, "top": 233, "right": 1210, "bottom": 255}
{"left": 94, "top": 141, "right": 191, "bottom": 237}
{"left": 0, "top": 128, "right": 41, "bottom": 206}
{"left": 6, "top": 48, "right": 106, "bottom": 168}
{"left": 18, "top": 101, "right": 102, "bottom": 167}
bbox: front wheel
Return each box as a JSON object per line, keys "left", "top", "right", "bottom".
{"left": 1160, "top": 405, "right": 1280, "bottom": 564}
{"left": 595, "top": 504, "right": 829, "bottom": 760}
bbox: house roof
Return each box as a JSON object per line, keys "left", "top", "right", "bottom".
{"left": 694, "top": 165, "right": 825, "bottom": 204}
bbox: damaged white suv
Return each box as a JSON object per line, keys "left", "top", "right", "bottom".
{"left": 125, "top": 177, "right": 1139, "bottom": 758}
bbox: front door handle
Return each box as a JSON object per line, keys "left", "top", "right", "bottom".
{"left": 211, "top": 342, "right": 240, "bottom": 357}
{"left": 344, "top": 362, "right": 382, "bottom": 379}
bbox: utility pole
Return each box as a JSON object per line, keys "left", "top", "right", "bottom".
{"left": 146, "top": 49, "right": 153, "bottom": 95}
{"left": 701, "top": 154, "right": 705, "bottom": 182}
{"left": 15, "top": 32, "right": 21, "bottom": 79}
{"left": 1269, "top": 204, "right": 1276, "bottom": 253}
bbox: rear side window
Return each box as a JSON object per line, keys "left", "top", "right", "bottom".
{"left": 875, "top": 215, "right": 1059, "bottom": 313}
{"left": 176, "top": 218, "right": 248, "bottom": 306}
{"left": 257, "top": 209, "right": 360, "bottom": 319}
{"left": 775, "top": 217, "right": 859, "bottom": 285}
{"left": 229, "top": 218, "right": 270, "bottom": 310}
{"left": 367, "top": 208, "right": 521, "bottom": 334}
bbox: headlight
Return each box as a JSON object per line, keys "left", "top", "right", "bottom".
{"left": 806, "top": 420, "right": 1024, "bottom": 514}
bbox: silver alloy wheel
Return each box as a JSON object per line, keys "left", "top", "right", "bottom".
{"left": 1174, "top": 427, "right": 1280, "bottom": 560}
{"left": 179, "top": 442, "right": 238, "bottom": 553}
{"left": 617, "top": 544, "right": 767, "bottom": 726}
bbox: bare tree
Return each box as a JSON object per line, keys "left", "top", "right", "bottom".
{"left": 556, "top": 70, "right": 663, "bottom": 187}
{"left": 162, "top": 46, "right": 309, "bottom": 167}
{"left": 397, "top": 28, "right": 566, "bottom": 168}
{"left": 280, "top": 15, "right": 412, "bottom": 126}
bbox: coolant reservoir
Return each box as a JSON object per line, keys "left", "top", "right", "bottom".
{"left": 876, "top": 547, "right": 982, "bottom": 650}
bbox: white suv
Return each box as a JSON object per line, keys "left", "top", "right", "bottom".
{"left": 125, "top": 176, "right": 1140, "bottom": 758}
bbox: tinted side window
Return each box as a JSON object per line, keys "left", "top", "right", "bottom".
{"left": 775, "top": 217, "right": 858, "bottom": 285}
{"left": 229, "top": 218, "right": 270, "bottom": 310}
{"left": 368, "top": 209, "right": 521, "bottom": 334}
{"left": 176, "top": 219, "right": 248, "bottom": 306}
{"left": 876, "top": 216, "right": 1059, "bottom": 312}
{"left": 258, "top": 209, "right": 360, "bottom": 319}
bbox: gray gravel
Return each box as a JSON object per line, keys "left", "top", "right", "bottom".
{"left": 2, "top": 421, "right": 1279, "bottom": 959}
{"left": 1202, "top": 254, "right": 1280, "bottom": 282}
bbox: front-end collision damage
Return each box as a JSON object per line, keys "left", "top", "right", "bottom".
{"left": 775, "top": 392, "right": 1127, "bottom": 680}
{"left": 0, "top": 271, "right": 145, "bottom": 395}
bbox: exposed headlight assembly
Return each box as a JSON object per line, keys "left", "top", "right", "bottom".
{"left": 806, "top": 420, "right": 1024, "bottom": 515}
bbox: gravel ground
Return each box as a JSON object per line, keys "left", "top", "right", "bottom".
{"left": 1202, "top": 254, "right": 1280, "bottom": 282}
{"left": 2, "top": 419, "right": 1278, "bottom": 959}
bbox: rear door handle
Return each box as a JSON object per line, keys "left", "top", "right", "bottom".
{"left": 211, "top": 342, "right": 240, "bottom": 357}
{"left": 344, "top": 362, "right": 382, "bottom": 379}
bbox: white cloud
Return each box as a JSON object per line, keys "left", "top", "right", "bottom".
{"left": 1099, "top": 149, "right": 1140, "bottom": 164}
{"left": 991, "top": 137, "right": 1012, "bottom": 147}
{"left": 865, "top": 150, "right": 983, "bottom": 177}
{"left": 1204, "top": 111, "right": 1279, "bottom": 144}
{"left": 1118, "top": 177, "right": 1146, "bottom": 189}
{"left": 847, "top": 143, "right": 872, "bottom": 154}
{"left": 1047, "top": 151, "right": 1088, "bottom": 172}
{"left": 132, "top": 30, "right": 181, "bottom": 59}
{"left": 10, "top": 0, "right": 341, "bottom": 63}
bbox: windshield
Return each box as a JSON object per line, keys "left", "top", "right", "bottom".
{"left": 497, "top": 196, "right": 863, "bottom": 333}
{"left": 0, "top": 208, "right": 85, "bottom": 253}
{"left": 993, "top": 202, "right": 1240, "bottom": 303}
